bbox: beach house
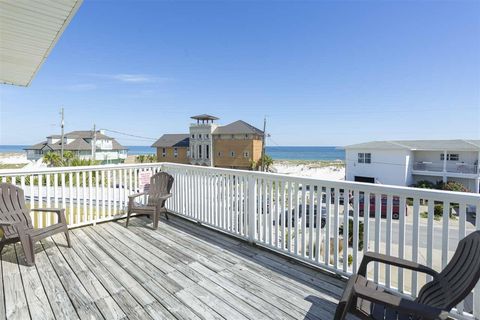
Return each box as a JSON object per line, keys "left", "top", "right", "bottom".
{"left": 345, "top": 140, "right": 480, "bottom": 193}
{"left": 25, "top": 130, "right": 128, "bottom": 164}
{"left": 153, "top": 115, "right": 264, "bottom": 170}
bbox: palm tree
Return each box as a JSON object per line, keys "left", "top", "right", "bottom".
{"left": 62, "top": 151, "right": 74, "bottom": 166}
{"left": 258, "top": 154, "right": 274, "bottom": 171}
{"left": 43, "top": 151, "right": 61, "bottom": 167}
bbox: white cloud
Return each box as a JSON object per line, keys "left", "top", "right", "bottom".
{"left": 83, "top": 73, "right": 170, "bottom": 84}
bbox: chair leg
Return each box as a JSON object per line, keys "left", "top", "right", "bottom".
{"left": 152, "top": 213, "right": 159, "bottom": 230}
{"left": 126, "top": 209, "right": 132, "bottom": 228}
{"left": 19, "top": 236, "right": 35, "bottom": 266}
{"left": 65, "top": 230, "right": 72, "bottom": 248}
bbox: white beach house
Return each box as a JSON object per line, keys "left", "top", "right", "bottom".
{"left": 25, "top": 130, "right": 128, "bottom": 164}
{"left": 345, "top": 140, "right": 480, "bottom": 193}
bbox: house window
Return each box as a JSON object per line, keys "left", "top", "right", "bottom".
{"left": 205, "top": 134, "right": 209, "bottom": 139}
{"left": 162, "top": 148, "right": 166, "bottom": 157}
{"left": 218, "top": 151, "right": 222, "bottom": 157}
{"left": 358, "top": 153, "right": 371, "bottom": 164}
{"left": 206, "top": 145, "right": 209, "bottom": 159}
{"left": 173, "top": 148, "right": 178, "bottom": 158}
{"left": 198, "top": 134, "right": 202, "bottom": 139}
{"left": 358, "top": 153, "right": 364, "bottom": 163}
{"left": 441, "top": 153, "right": 459, "bottom": 161}
{"left": 198, "top": 145, "right": 202, "bottom": 158}
{"left": 191, "top": 134, "right": 195, "bottom": 139}
{"left": 364, "top": 153, "right": 371, "bottom": 164}
{"left": 230, "top": 151, "right": 235, "bottom": 157}
{"left": 244, "top": 151, "right": 249, "bottom": 158}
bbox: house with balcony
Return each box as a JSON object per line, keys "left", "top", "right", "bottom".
{"left": 154, "top": 114, "right": 264, "bottom": 170}
{"left": 345, "top": 139, "right": 480, "bottom": 193}
{"left": 25, "top": 130, "right": 128, "bottom": 164}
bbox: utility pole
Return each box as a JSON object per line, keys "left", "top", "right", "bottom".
{"left": 92, "top": 124, "right": 97, "bottom": 160}
{"left": 60, "top": 107, "right": 64, "bottom": 162}
{"left": 261, "top": 116, "right": 267, "bottom": 171}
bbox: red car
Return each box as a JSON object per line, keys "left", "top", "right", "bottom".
{"left": 353, "top": 194, "right": 406, "bottom": 219}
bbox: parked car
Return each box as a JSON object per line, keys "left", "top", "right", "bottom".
{"left": 279, "top": 204, "right": 327, "bottom": 228}
{"left": 351, "top": 194, "right": 405, "bottom": 219}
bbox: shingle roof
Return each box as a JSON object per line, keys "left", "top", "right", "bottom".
{"left": 25, "top": 131, "right": 126, "bottom": 151}
{"left": 345, "top": 140, "right": 480, "bottom": 151}
{"left": 152, "top": 134, "right": 190, "bottom": 148}
{"left": 214, "top": 120, "right": 264, "bottom": 135}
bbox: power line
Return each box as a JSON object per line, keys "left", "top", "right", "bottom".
{"left": 101, "top": 128, "right": 157, "bottom": 141}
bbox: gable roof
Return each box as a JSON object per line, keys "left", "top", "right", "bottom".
{"left": 214, "top": 120, "right": 264, "bottom": 135}
{"left": 25, "top": 130, "right": 126, "bottom": 151}
{"left": 152, "top": 134, "right": 190, "bottom": 148}
{"left": 345, "top": 140, "right": 480, "bottom": 151}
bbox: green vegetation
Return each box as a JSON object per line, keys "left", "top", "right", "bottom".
{"left": 0, "top": 163, "right": 27, "bottom": 169}
{"left": 339, "top": 218, "right": 364, "bottom": 251}
{"left": 252, "top": 154, "right": 274, "bottom": 171}
{"left": 421, "top": 203, "right": 457, "bottom": 221}
{"left": 413, "top": 180, "right": 470, "bottom": 193}
{"left": 136, "top": 154, "right": 156, "bottom": 163}
{"left": 43, "top": 151, "right": 100, "bottom": 167}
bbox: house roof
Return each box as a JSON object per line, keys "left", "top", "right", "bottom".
{"left": 214, "top": 120, "right": 264, "bottom": 136}
{"left": 190, "top": 114, "right": 219, "bottom": 121}
{"left": 345, "top": 140, "right": 480, "bottom": 151}
{"left": 0, "top": 0, "right": 83, "bottom": 86}
{"left": 47, "top": 131, "right": 110, "bottom": 140}
{"left": 25, "top": 130, "right": 127, "bottom": 151}
{"left": 152, "top": 134, "right": 190, "bottom": 148}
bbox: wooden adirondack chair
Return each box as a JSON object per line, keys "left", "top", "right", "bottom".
{"left": 0, "top": 183, "right": 71, "bottom": 266}
{"left": 126, "top": 172, "right": 174, "bottom": 230}
{"left": 335, "top": 230, "right": 480, "bottom": 320}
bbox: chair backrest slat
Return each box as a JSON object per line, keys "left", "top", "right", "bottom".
{"left": 0, "top": 183, "right": 33, "bottom": 239}
{"left": 416, "top": 231, "right": 480, "bottom": 311}
{"left": 147, "top": 172, "right": 174, "bottom": 207}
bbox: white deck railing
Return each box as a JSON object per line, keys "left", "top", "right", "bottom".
{"left": 1, "top": 162, "right": 480, "bottom": 319}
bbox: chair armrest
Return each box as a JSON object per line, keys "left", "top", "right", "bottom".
{"left": 128, "top": 192, "right": 147, "bottom": 199}
{"left": 158, "top": 194, "right": 172, "bottom": 200}
{"left": 31, "top": 208, "right": 67, "bottom": 224}
{"left": 358, "top": 252, "right": 438, "bottom": 277}
{"left": 353, "top": 283, "right": 450, "bottom": 320}
{"left": 31, "top": 208, "right": 62, "bottom": 213}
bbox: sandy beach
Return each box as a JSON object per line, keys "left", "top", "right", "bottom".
{"left": 271, "top": 160, "right": 345, "bottom": 180}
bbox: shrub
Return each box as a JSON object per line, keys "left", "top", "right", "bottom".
{"left": 437, "top": 181, "right": 470, "bottom": 193}
{"left": 339, "top": 218, "right": 364, "bottom": 251}
{"left": 413, "top": 180, "right": 436, "bottom": 189}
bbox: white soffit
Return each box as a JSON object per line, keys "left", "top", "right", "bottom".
{"left": 0, "top": 0, "right": 83, "bottom": 86}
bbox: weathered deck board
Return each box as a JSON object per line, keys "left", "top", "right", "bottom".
{"left": 0, "top": 214, "right": 347, "bottom": 320}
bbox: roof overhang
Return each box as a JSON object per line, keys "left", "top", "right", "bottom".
{"left": 0, "top": 0, "right": 83, "bottom": 86}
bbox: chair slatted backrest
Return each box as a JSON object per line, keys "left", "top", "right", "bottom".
{"left": 415, "top": 231, "right": 480, "bottom": 311}
{"left": 147, "top": 172, "right": 174, "bottom": 207}
{"left": 0, "top": 183, "right": 33, "bottom": 239}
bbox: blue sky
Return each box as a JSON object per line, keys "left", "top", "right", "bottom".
{"left": 1, "top": 1, "right": 479, "bottom": 146}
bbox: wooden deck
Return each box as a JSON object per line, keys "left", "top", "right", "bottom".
{"left": 0, "top": 214, "right": 348, "bottom": 320}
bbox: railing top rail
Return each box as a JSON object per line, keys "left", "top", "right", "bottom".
{"left": 161, "top": 163, "right": 480, "bottom": 203}
{"left": 0, "top": 162, "right": 162, "bottom": 176}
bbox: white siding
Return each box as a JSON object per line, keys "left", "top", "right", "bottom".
{"left": 346, "top": 149, "right": 410, "bottom": 186}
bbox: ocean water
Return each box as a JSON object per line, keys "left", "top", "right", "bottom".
{"left": 0, "top": 145, "right": 345, "bottom": 161}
